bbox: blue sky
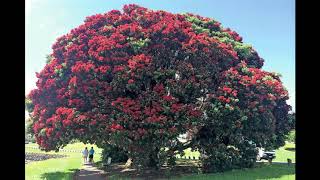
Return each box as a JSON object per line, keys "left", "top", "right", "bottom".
{"left": 26, "top": 0, "right": 295, "bottom": 111}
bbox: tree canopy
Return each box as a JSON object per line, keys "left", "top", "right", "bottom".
{"left": 27, "top": 4, "right": 291, "bottom": 171}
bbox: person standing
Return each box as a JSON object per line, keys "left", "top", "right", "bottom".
{"left": 82, "top": 147, "right": 88, "bottom": 164}
{"left": 89, "top": 147, "right": 95, "bottom": 163}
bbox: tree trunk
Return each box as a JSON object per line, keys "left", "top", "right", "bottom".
{"left": 128, "top": 147, "right": 160, "bottom": 169}
{"left": 147, "top": 148, "right": 160, "bottom": 168}
{"left": 124, "top": 158, "right": 133, "bottom": 168}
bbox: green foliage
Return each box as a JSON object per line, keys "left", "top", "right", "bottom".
{"left": 128, "top": 37, "right": 150, "bottom": 53}
{"left": 185, "top": 15, "right": 203, "bottom": 25}
{"left": 45, "top": 54, "right": 53, "bottom": 64}
{"left": 192, "top": 24, "right": 210, "bottom": 34}
{"left": 200, "top": 140, "right": 257, "bottom": 173}
{"left": 211, "top": 31, "right": 231, "bottom": 39}
{"left": 234, "top": 42, "right": 253, "bottom": 59}
{"left": 25, "top": 97, "right": 34, "bottom": 113}
{"left": 25, "top": 133, "right": 36, "bottom": 143}
{"left": 26, "top": 118, "right": 35, "bottom": 135}
{"left": 287, "top": 113, "right": 295, "bottom": 130}
{"left": 54, "top": 62, "right": 67, "bottom": 77}
{"left": 286, "top": 130, "right": 295, "bottom": 143}
{"left": 184, "top": 14, "right": 220, "bottom": 31}
{"left": 101, "top": 144, "right": 128, "bottom": 164}
{"left": 69, "top": 139, "right": 80, "bottom": 144}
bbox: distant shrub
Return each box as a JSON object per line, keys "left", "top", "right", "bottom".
{"left": 70, "top": 139, "right": 80, "bottom": 143}
{"left": 26, "top": 134, "right": 36, "bottom": 143}
{"left": 286, "top": 130, "right": 295, "bottom": 143}
{"left": 288, "top": 113, "right": 295, "bottom": 130}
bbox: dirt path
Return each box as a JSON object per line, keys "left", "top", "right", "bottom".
{"left": 75, "top": 163, "right": 105, "bottom": 180}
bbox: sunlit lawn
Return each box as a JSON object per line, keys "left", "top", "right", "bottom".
{"left": 274, "top": 142, "right": 295, "bottom": 163}
{"left": 25, "top": 143, "right": 102, "bottom": 180}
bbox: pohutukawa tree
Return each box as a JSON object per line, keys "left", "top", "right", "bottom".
{"left": 27, "top": 4, "right": 292, "bottom": 171}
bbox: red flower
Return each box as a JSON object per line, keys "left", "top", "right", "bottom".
{"left": 225, "top": 98, "right": 231, "bottom": 103}
{"left": 218, "top": 96, "right": 226, "bottom": 101}
{"left": 171, "top": 103, "right": 183, "bottom": 113}
{"left": 110, "top": 123, "right": 124, "bottom": 131}
{"left": 163, "top": 95, "right": 174, "bottom": 101}
{"left": 128, "top": 54, "right": 151, "bottom": 70}
{"left": 222, "top": 86, "right": 233, "bottom": 93}
{"left": 69, "top": 76, "right": 77, "bottom": 86}
{"left": 137, "top": 128, "right": 146, "bottom": 136}
{"left": 153, "top": 84, "right": 165, "bottom": 94}
{"left": 62, "top": 120, "right": 72, "bottom": 127}
{"left": 46, "top": 128, "right": 54, "bottom": 137}
{"left": 232, "top": 90, "right": 238, "bottom": 96}
{"left": 113, "top": 65, "right": 125, "bottom": 73}
{"left": 128, "top": 79, "right": 134, "bottom": 84}
{"left": 188, "top": 109, "right": 202, "bottom": 117}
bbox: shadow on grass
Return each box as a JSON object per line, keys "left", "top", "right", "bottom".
{"left": 285, "top": 147, "right": 296, "bottom": 152}
{"left": 96, "top": 160, "right": 295, "bottom": 180}
{"left": 40, "top": 168, "right": 79, "bottom": 180}
{"left": 172, "top": 163, "right": 296, "bottom": 180}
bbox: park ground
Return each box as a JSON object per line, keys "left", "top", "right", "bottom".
{"left": 25, "top": 142, "right": 295, "bottom": 180}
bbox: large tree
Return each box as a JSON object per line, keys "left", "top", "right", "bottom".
{"left": 27, "top": 4, "right": 291, "bottom": 170}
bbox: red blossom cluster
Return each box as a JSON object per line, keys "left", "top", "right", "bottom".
{"left": 128, "top": 54, "right": 151, "bottom": 70}
{"left": 213, "top": 61, "right": 290, "bottom": 115}
{"left": 223, "top": 28, "right": 243, "bottom": 42}
{"left": 110, "top": 123, "right": 124, "bottom": 131}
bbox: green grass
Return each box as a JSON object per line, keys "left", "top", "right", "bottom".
{"left": 26, "top": 142, "right": 102, "bottom": 153}
{"left": 170, "top": 164, "right": 295, "bottom": 180}
{"left": 25, "top": 143, "right": 102, "bottom": 180}
{"left": 103, "top": 163, "right": 295, "bottom": 180}
{"left": 274, "top": 142, "right": 295, "bottom": 163}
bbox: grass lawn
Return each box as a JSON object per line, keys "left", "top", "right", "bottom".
{"left": 26, "top": 142, "right": 295, "bottom": 180}
{"left": 25, "top": 143, "right": 102, "bottom": 180}
{"left": 170, "top": 163, "right": 295, "bottom": 180}
{"left": 274, "top": 142, "right": 295, "bottom": 163}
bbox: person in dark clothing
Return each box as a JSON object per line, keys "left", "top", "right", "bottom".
{"left": 89, "top": 147, "right": 95, "bottom": 163}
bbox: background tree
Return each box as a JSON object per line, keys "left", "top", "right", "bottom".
{"left": 27, "top": 4, "right": 291, "bottom": 171}
{"left": 287, "top": 112, "right": 295, "bottom": 130}
{"left": 285, "top": 112, "right": 295, "bottom": 143}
